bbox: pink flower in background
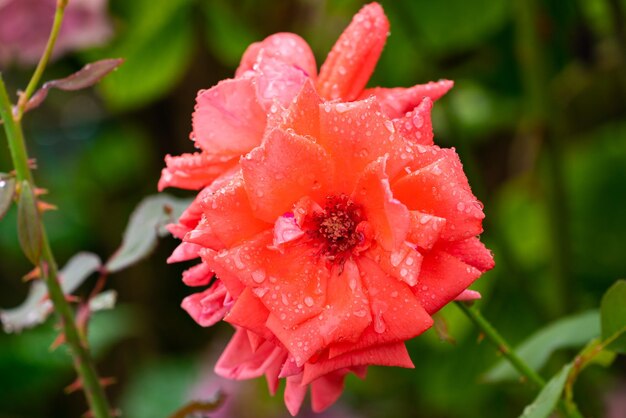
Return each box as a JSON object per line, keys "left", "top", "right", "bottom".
{"left": 161, "top": 2, "right": 494, "bottom": 415}
{"left": 0, "top": 0, "right": 112, "bottom": 68}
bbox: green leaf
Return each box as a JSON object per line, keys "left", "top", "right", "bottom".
{"left": 484, "top": 310, "right": 600, "bottom": 382}
{"left": 600, "top": 279, "right": 626, "bottom": 353}
{"left": 201, "top": 0, "right": 260, "bottom": 68}
{"left": 519, "top": 363, "right": 572, "bottom": 418}
{"left": 17, "top": 181, "right": 42, "bottom": 265}
{"left": 0, "top": 174, "right": 15, "bottom": 221}
{"left": 92, "top": 0, "right": 194, "bottom": 110}
{"left": 402, "top": 0, "right": 510, "bottom": 53}
{"left": 0, "top": 252, "right": 101, "bottom": 333}
{"left": 105, "top": 194, "right": 192, "bottom": 273}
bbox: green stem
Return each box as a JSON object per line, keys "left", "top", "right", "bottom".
{"left": 1, "top": 73, "right": 113, "bottom": 418}
{"left": 15, "top": 0, "right": 68, "bottom": 121}
{"left": 455, "top": 301, "right": 544, "bottom": 387}
{"left": 456, "top": 302, "right": 584, "bottom": 418}
{"left": 514, "top": 0, "right": 573, "bottom": 316}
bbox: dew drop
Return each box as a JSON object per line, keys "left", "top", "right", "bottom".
{"left": 304, "top": 296, "right": 314, "bottom": 307}
{"left": 281, "top": 294, "right": 289, "bottom": 306}
{"left": 353, "top": 309, "right": 368, "bottom": 318}
{"left": 252, "top": 269, "right": 266, "bottom": 283}
{"left": 374, "top": 312, "right": 386, "bottom": 333}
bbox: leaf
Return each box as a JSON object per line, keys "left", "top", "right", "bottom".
{"left": 519, "top": 363, "right": 572, "bottom": 418}
{"left": 17, "top": 181, "right": 42, "bottom": 265}
{"left": 25, "top": 59, "right": 124, "bottom": 112}
{"left": 201, "top": 0, "right": 260, "bottom": 67}
{"left": 0, "top": 174, "right": 16, "bottom": 221}
{"left": 398, "top": 0, "right": 510, "bottom": 53}
{"left": 168, "top": 393, "right": 225, "bottom": 418}
{"left": 0, "top": 252, "right": 101, "bottom": 333}
{"left": 600, "top": 279, "right": 626, "bottom": 353}
{"left": 91, "top": 0, "right": 194, "bottom": 110}
{"left": 104, "top": 194, "right": 192, "bottom": 273}
{"left": 484, "top": 310, "right": 600, "bottom": 382}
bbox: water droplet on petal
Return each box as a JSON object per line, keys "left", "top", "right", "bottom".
{"left": 252, "top": 269, "right": 266, "bottom": 283}
{"left": 304, "top": 296, "right": 314, "bottom": 307}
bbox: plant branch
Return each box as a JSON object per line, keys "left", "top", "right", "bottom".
{"left": 456, "top": 302, "right": 585, "bottom": 418}
{"left": 15, "top": 0, "right": 68, "bottom": 120}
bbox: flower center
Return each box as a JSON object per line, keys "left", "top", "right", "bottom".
{"left": 310, "top": 194, "right": 365, "bottom": 262}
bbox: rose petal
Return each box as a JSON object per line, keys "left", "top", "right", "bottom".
{"left": 224, "top": 287, "right": 273, "bottom": 342}
{"left": 278, "top": 79, "right": 321, "bottom": 139}
{"left": 209, "top": 231, "right": 329, "bottom": 328}
{"left": 236, "top": 33, "right": 317, "bottom": 80}
{"left": 192, "top": 77, "right": 266, "bottom": 155}
{"left": 267, "top": 259, "right": 371, "bottom": 366}
{"left": 440, "top": 237, "right": 495, "bottom": 272}
{"left": 241, "top": 128, "right": 333, "bottom": 223}
{"left": 415, "top": 248, "right": 484, "bottom": 314}
{"left": 317, "top": 3, "right": 389, "bottom": 101}
{"left": 318, "top": 98, "right": 405, "bottom": 191}
{"left": 311, "top": 369, "right": 350, "bottom": 413}
{"left": 352, "top": 157, "right": 410, "bottom": 250}
{"left": 329, "top": 257, "right": 432, "bottom": 357}
{"left": 181, "top": 281, "right": 229, "bottom": 327}
{"left": 181, "top": 262, "right": 213, "bottom": 286}
{"left": 360, "top": 80, "right": 454, "bottom": 119}
{"left": 302, "top": 342, "right": 413, "bottom": 385}
{"left": 158, "top": 152, "right": 236, "bottom": 191}
{"left": 392, "top": 148, "right": 485, "bottom": 241}
{"left": 407, "top": 211, "right": 447, "bottom": 250}
{"left": 187, "top": 171, "right": 268, "bottom": 248}
{"left": 393, "top": 97, "right": 434, "bottom": 146}
{"left": 364, "top": 241, "right": 423, "bottom": 287}
{"left": 284, "top": 373, "right": 308, "bottom": 416}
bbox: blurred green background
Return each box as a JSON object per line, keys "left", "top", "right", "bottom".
{"left": 1, "top": 0, "right": 625, "bottom": 417}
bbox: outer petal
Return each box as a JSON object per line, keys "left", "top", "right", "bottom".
{"left": 236, "top": 33, "right": 317, "bottom": 80}
{"left": 181, "top": 262, "right": 213, "bottom": 286}
{"left": 241, "top": 128, "right": 333, "bottom": 223}
{"left": 317, "top": 3, "right": 389, "bottom": 101}
{"left": 208, "top": 231, "right": 329, "bottom": 329}
{"left": 352, "top": 157, "right": 410, "bottom": 250}
{"left": 360, "top": 80, "right": 454, "bottom": 119}
{"left": 224, "top": 287, "right": 273, "bottom": 342}
{"left": 254, "top": 57, "right": 310, "bottom": 110}
{"left": 415, "top": 247, "right": 485, "bottom": 314}
{"left": 186, "top": 171, "right": 268, "bottom": 248}
{"left": 392, "top": 148, "right": 485, "bottom": 241}
{"left": 284, "top": 374, "right": 308, "bottom": 416}
{"left": 393, "top": 97, "right": 434, "bottom": 147}
{"left": 302, "top": 342, "right": 413, "bottom": 385}
{"left": 181, "top": 281, "right": 229, "bottom": 327}
{"left": 158, "top": 152, "right": 236, "bottom": 191}
{"left": 329, "top": 256, "right": 432, "bottom": 358}
{"left": 215, "top": 328, "right": 285, "bottom": 380}
{"left": 267, "top": 259, "right": 371, "bottom": 366}
{"left": 192, "top": 77, "right": 266, "bottom": 155}
{"left": 440, "top": 237, "right": 495, "bottom": 272}
{"left": 311, "top": 369, "right": 350, "bottom": 413}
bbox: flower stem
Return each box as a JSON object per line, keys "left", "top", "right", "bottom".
{"left": 1, "top": 73, "right": 113, "bottom": 418}
{"left": 15, "top": 0, "right": 68, "bottom": 121}
{"left": 455, "top": 301, "right": 544, "bottom": 387}
{"left": 455, "top": 302, "right": 584, "bottom": 418}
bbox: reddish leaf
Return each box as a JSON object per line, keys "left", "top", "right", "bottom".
{"left": 17, "top": 181, "right": 42, "bottom": 265}
{"left": 26, "top": 58, "right": 124, "bottom": 112}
